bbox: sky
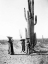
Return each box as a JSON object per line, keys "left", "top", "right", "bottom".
{"left": 0, "top": 0, "right": 48, "bottom": 40}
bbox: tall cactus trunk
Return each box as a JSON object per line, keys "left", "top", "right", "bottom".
{"left": 28, "top": 0, "right": 34, "bottom": 49}
{"left": 30, "top": 19, "right": 34, "bottom": 48}
{"left": 28, "top": 0, "right": 37, "bottom": 50}
{"left": 24, "top": 0, "right": 37, "bottom": 53}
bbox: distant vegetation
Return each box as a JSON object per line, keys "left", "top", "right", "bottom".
{"left": 0, "top": 39, "right": 20, "bottom": 45}
{"left": 37, "top": 38, "right": 48, "bottom": 44}
{"left": 0, "top": 40, "right": 8, "bottom": 45}
{"left": 0, "top": 38, "right": 48, "bottom": 45}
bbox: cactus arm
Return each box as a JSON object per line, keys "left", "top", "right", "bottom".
{"left": 24, "top": 8, "right": 27, "bottom": 21}
{"left": 27, "top": 11, "right": 29, "bottom": 20}
{"left": 34, "top": 15, "right": 37, "bottom": 25}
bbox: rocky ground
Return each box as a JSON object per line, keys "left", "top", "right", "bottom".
{"left": 0, "top": 43, "right": 48, "bottom": 64}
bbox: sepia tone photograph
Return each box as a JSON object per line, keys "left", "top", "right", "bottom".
{"left": 0, "top": 0, "right": 48, "bottom": 64}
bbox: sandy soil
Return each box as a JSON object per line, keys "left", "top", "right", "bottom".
{"left": 0, "top": 43, "right": 48, "bottom": 64}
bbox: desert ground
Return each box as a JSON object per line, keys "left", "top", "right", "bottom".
{"left": 0, "top": 41, "right": 48, "bottom": 64}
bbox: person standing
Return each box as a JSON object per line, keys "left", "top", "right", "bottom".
{"left": 7, "top": 37, "right": 14, "bottom": 55}
{"left": 26, "top": 38, "right": 30, "bottom": 54}
{"left": 20, "top": 39, "right": 25, "bottom": 53}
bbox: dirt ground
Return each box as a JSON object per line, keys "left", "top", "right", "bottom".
{"left": 0, "top": 43, "right": 48, "bottom": 64}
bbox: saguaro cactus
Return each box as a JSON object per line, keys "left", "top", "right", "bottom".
{"left": 24, "top": 0, "right": 37, "bottom": 53}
